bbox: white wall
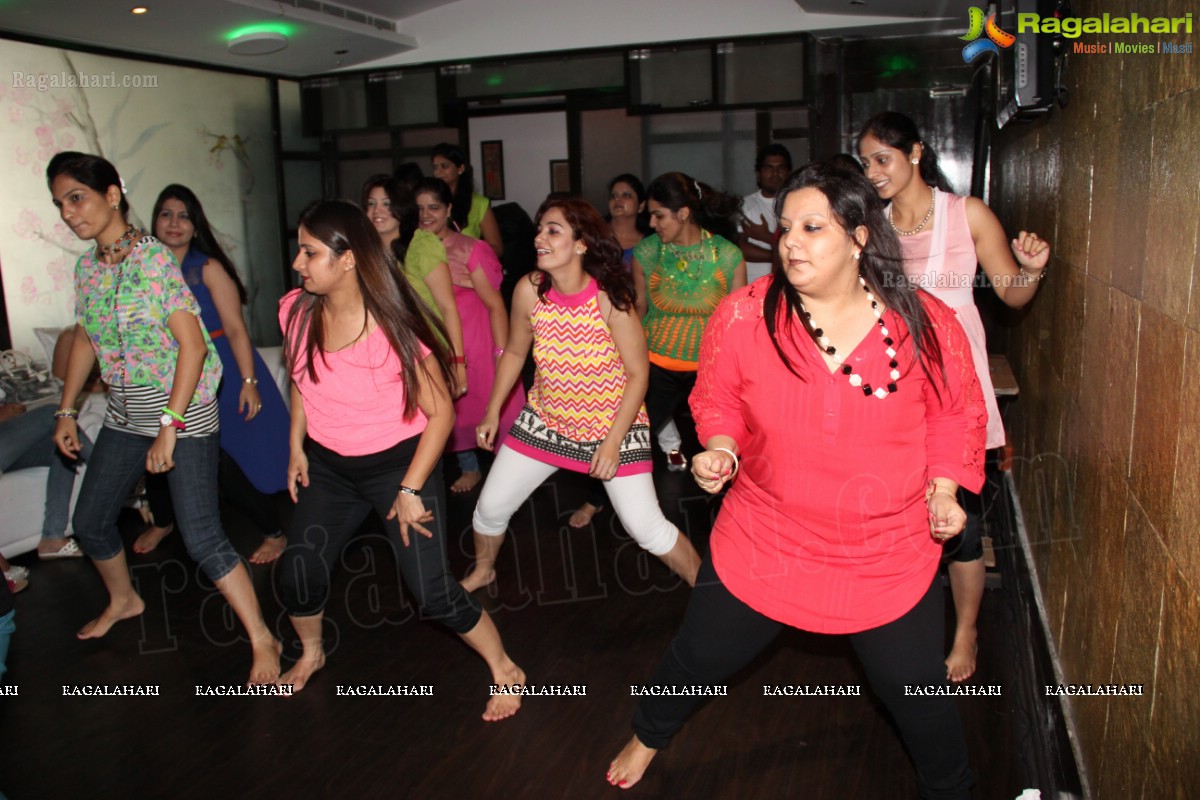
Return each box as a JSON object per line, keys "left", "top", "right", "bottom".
{"left": 0, "top": 38, "right": 284, "bottom": 353}
{"left": 468, "top": 112, "right": 567, "bottom": 220}
{"left": 356, "top": 0, "right": 911, "bottom": 69}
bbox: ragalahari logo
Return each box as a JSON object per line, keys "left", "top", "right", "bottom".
{"left": 961, "top": 6, "right": 1016, "bottom": 63}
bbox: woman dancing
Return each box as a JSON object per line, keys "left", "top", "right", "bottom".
{"left": 414, "top": 177, "right": 524, "bottom": 493}
{"left": 135, "top": 184, "right": 290, "bottom": 563}
{"left": 47, "top": 151, "right": 279, "bottom": 683}
{"left": 363, "top": 175, "right": 467, "bottom": 398}
{"left": 858, "top": 111, "right": 1049, "bottom": 681}
{"left": 277, "top": 200, "right": 523, "bottom": 717}
{"left": 633, "top": 173, "right": 745, "bottom": 471}
{"left": 607, "top": 163, "right": 986, "bottom": 798}
{"left": 430, "top": 143, "right": 504, "bottom": 257}
{"left": 461, "top": 197, "right": 701, "bottom": 593}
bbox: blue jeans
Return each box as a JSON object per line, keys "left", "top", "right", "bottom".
{"left": 42, "top": 430, "right": 93, "bottom": 541}
{"left": 0, "top": 609, "right": 14, "bottom": 685}
{"left": 0, "top": 404, "right": 54, "bottom": 473}
{"left": 72, "top": 427, "right": 241, "bottom": 581}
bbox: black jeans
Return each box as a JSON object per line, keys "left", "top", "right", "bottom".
{"left": 644, "top": 363, "right": 697, "bottom": 441}
{"left": 278, "top": 436, "right": 481, "bottom": 633}
{"left": 632, "top": 559, "right": 974, "bottom": 800}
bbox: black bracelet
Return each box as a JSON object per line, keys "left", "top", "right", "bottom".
{"left": 398, "top": 485, "right": 421, "bottom": 497}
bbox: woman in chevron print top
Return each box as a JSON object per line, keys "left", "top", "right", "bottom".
{"left": 461, "top": 197, "right": 702, "bottom": 593}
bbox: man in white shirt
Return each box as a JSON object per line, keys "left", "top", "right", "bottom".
{"left": 738, "top": 143, "right": 792, "bottom": 283}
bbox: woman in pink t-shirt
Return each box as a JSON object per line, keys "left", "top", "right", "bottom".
{"left": 858, "top": 112, "right": 1049, "bottom": 682}
{"left": 277, "top": 200, "right": 524, "bottom": 721}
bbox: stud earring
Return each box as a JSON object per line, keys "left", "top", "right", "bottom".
{"left": 911, "top": 159, "right": 919, "bottom": 165}
{"left": 111, "top": 202, "right": 119, "bottom": 210}
{"left": 853, "top": 252, "right": 861, "bottom": 260}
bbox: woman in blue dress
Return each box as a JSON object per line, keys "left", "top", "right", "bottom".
{"left": 137, "top": 184, "right": 290, "bottom": 563}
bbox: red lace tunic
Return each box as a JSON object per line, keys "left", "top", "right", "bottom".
{"left": 691, "top": 280, "right": 986, "bottom": 633}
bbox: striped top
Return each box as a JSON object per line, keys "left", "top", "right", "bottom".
{"left": 105, "top": 383, "right": 219, "bottom": 438}
{"left": 635, "top": 231, "right": 741, "bottom": 371}
{"left": 526, "top": 277, "right": 649, "bottom": 443}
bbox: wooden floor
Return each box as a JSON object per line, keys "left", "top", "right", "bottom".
{"left": 1, "top": 454, "right": 1037, "bottom": 799}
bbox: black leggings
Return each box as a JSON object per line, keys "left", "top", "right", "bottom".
{"left": 632, "top": 559, "right": 973, "bottom": 800}
{"left": 278, "top": 436, "right": 481, "bottom": 633}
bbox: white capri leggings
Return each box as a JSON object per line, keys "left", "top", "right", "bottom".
{"left": 472, "top": 445, "right": 680, "bottom": 556}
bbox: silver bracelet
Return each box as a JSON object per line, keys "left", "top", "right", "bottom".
{"left": 712, "top": 447, "right": 739, "bottom": 477}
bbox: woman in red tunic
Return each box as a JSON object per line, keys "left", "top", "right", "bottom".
{"left": 607, "top": 162, "right": 987, "bottom": 799}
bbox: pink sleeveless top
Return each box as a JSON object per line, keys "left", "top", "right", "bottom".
{"left": 897, "top": 190, "right": 1004, "bottom": 449}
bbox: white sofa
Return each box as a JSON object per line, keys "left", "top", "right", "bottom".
{"left": 0, "top": 345, "right": 288, "bottom": 559}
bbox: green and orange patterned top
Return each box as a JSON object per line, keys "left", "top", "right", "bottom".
{"left": 635, "top": 230, "right": 742, "bottom": 371}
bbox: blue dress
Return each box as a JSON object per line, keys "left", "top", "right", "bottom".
{"left": 181, "top": 248, "right": 289, "bottom": 494}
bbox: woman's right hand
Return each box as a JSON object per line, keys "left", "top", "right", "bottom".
{"left": 53, "top": 416, "right": 82, "bottom": 460}
{"left": 475, "top": 412, "right": 499, "bottom": 451}
{"left": 288, "top": 449, "right": 309, "bottom": 502}
{"left": 453, "top": 362, "right": 468, "bottom": 398}
{"left": 691, "top": 449, "right": 736, "bottom": 494}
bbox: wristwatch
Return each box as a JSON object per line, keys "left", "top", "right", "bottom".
{"left": 160, "top": 414, "right": 186, "bottom": 431}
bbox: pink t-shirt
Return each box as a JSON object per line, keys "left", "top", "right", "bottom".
{"left": 279, "top": 289, "right": 429, "bottom": 456}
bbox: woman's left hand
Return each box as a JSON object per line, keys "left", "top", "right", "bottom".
{"left": 1011, "top": 231, "right": 1050, "bottom": 271}
{"left": 588, "top": 440, "right": 622, "bottom": 481}
{"left": 146, "top": 427, "right": 178, "bottom": 475}
{"left": 238, "top": 382, "right": 262, "bottom": 421}
{"left": 927, "top": 491, "right": 966, "bottom": 541}
{"left": 386, "top": 491, "right": 435, "bottom": 547}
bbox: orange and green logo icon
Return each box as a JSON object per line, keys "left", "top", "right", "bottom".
{"left": 961, "top": 6, "right": 1016, "bottom": 62}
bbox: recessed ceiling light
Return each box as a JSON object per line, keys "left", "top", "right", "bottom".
{"left": 131, "top": 6, "right": 148, "bottom": 13}
{"left": 228, "top": 31, "right": 289, "bottom": 55}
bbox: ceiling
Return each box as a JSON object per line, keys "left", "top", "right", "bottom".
{"left": 0, "top": 0, "right": 963, "bottom": 79}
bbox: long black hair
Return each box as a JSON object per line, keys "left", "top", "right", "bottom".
{"left": 533, "top": 196, "right": 635, "bottom": 313}
{"left": 361, "top": 174, "right": 419, "bottom": 265}
{"left": 431, "top": 143, "right": 475, "bottom": 232}
{"left": 46, "top": 151, "right": 129, "bottom": 217}
{"left": 152, "top": 184, "right": 247, "bottom": 304}
{"left": 283, "top": 200, "right": 452, "bottom": 419}
{"left": 764, "top": 161, "right": 944, "bottom": 390}
{"left": 646, "top": 171, "right": 742, "bottom": 243}
{"left": 607, "top": 173, "right": 652, "bottom": 237}
{"left": 856, "top": 112, "right": 954, "bottom": 192}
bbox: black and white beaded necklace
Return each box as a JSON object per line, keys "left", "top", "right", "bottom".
{"left": 797, "top": 275, "right": 900, "bottom": 399}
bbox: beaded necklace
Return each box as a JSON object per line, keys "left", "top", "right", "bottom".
{"left": 659, "top": 229, "right": 717, "bottom": 281}
{"left": 798, "top": 275, "right": 900, "bottom": 400}
{"left": 97, "top": 225, "right": 138, "bottom": 258}
{"left": 887, "top": 187, "right": 936, "bottom": 237}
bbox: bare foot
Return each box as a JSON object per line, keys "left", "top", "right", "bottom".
{"left": 569, "top": 502, "right": 603, "bottom": 529}
{"left": 248, "top": 637, "right": 283, "bottom": 685}
{"left": 607, "top": 736, "right": 658, "bottom": 789}
{"left": 946, "top": 630, "right": 979, "bottom": 682}
{"left": 451, "top": 470, "right": 482, "bottom": 493}
{"left": 133, "top": 523, "right": 174, "bottom": 554}
{"left": 461, "top": 566, "right": 496, "bottom": 593}
{"left": 279, "top": 649, "right": 326, "bottom": 693}
{"left": 483, "top": 662, "right": 526, "bottom": 721}
{"left": 77, "top": 594, "right": 146, "bottom": 639}
{"left": 249, "top": 536, "right": 286, "bottom": 565}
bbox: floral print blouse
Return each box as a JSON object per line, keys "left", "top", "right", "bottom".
{"left": 74, "top": 235, "right": 220, "bottom": 403}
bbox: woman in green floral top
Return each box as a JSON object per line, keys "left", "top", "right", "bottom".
{"left": 47, "top": 152, "right": 280, "bottom": 685}
{"left": 633, "top": 172, "right": 746, "bottom": 468}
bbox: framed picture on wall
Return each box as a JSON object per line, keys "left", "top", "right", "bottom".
{"left": 481, "top": 140, "right": 505, "bottom": 200}
{"left": 549, "top": 159, "right": 570, "bottom": 194}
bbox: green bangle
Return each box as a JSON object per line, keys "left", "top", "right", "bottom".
{"left": 161, "top": 407, "right": 185, "bottom": 423}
